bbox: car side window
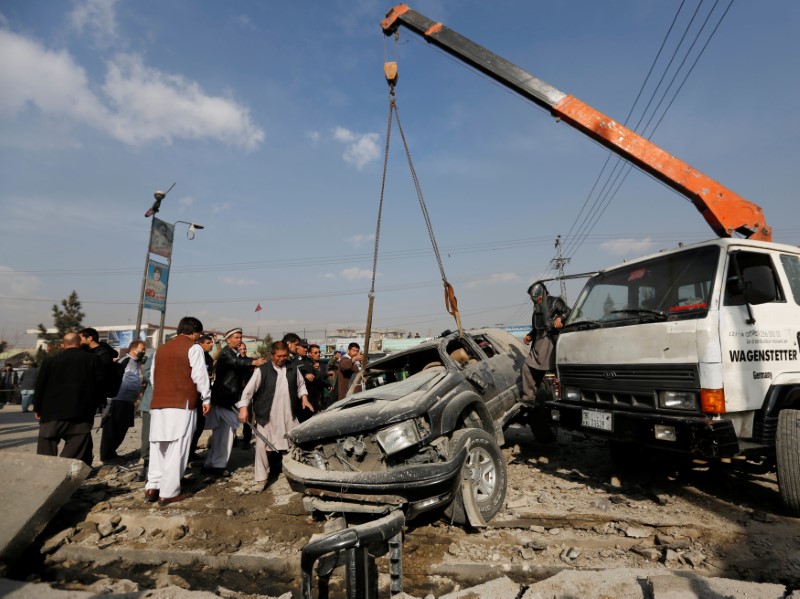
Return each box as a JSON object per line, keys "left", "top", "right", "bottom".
{"left": 446, "top": 340, "right": 481, "bottom": 368}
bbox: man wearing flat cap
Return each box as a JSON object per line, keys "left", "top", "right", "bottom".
{"left": 203, "top": 327, "right": 266, "bottom": 475}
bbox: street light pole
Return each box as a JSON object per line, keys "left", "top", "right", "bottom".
{"left": 157, "top": 220, "right": 204, "bottom": 346}
{"left": 135, "top": 184, "right": 204, "bottom": 348}
{"left": 134, "top": 217, "right": 155, "bottom": 345}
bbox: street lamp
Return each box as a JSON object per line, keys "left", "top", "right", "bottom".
{"left": 155, "top": 220, "right": 204, "bottom": 345}
{"left": 134, "top": 188, "right": 204, "bottom": 347}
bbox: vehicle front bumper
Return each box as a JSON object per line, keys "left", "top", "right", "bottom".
{"left": 283, "top": 444, "right": 467, "bottom": 520}
{"left": 545, "top": 401, "right": 741, "bottom": 458}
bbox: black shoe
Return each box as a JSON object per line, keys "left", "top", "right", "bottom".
{"left": 201, "top": 466, "right": 232, "bottom": 478}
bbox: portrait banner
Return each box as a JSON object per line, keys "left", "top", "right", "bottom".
{"left": 143, "top": 259, "right": 169, "bottom": 312}
{"left": 149, "top": 217, "right": 174, "bottom": 258}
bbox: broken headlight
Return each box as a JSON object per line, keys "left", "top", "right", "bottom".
{"left": 375, "top": 420, "right": 420, "bottom": 456}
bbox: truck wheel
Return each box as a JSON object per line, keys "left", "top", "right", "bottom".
{"left": 528, "top": 405, "right": 557, "bottom": 443}
{"left": 443, "top": 428, "right": 507, "bottom": 525}
{"left": 776, "top": 409, "right": 800, "bottom": 516}
{"left": 609, "top": 440, "right": 649, "bottom": 471}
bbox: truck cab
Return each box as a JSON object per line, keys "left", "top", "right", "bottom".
{"left": 546, "top": 238, "right": 800, "bottom": 512}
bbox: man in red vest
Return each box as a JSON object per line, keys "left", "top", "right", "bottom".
{"left": 146, "top": 316, "right": 211, "bottom": 507}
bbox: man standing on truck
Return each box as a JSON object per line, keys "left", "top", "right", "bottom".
{"left": 523, "top": 283, "right": 570, "bottom": 434}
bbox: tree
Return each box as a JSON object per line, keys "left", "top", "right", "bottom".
{"left": 253, "top": 334, "right": 274, "bottom": 359}
{"left": 36, "top": 290, "right": 85, "bottom": 361}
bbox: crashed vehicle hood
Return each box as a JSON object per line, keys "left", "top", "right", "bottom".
{"left": 289, "top": 368, "right": 447, "bottom": 444}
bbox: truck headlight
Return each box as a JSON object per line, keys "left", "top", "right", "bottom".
{"left": 376, "top": 420, "right": 420, "bottom": 455}
{"left": 658, "top": 390, "right": 697, "bottom": 410}
{"left": 563, "top": 386, "right": 581, "bottom": 401}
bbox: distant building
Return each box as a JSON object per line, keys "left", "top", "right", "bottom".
{"left": 26, "top": 324, "right": 260, "bottom": 352}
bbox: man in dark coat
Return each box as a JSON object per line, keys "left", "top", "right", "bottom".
{"left": 34, "top": 332, "right": 105, "bottom": 465}
{"left": 203, "top": 327, "right": 266, "bottom": 475}
{"left": 79, "top": 327, "right": 118, "bottom": 399}
{"left": 523, "top": 282, "right": 570, "bottom": 442}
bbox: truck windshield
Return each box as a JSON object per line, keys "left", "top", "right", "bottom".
{"left": 566, "top": 246, "right": 720, "bottom": 327}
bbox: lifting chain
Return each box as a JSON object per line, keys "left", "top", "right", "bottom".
{"left": 364, "top": 53, "right": 463, "bottom": 360}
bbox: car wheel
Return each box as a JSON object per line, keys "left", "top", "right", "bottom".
{"left": 777, "top": 408, "right": 800, "bottom": 516}
{"left": 443, "top": 428, "right": 507, "bottom": 525}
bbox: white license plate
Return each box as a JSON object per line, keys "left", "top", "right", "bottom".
{"left": 581, "top": 409, "right": 612, "bottom": 431}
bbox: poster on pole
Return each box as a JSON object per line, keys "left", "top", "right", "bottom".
{"left": 149, "top": 217, "right": 174, "bottom": 258}
{"left": 143, "top": 259, "right": 169, "bottom": 312}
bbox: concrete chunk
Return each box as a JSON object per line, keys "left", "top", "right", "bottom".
{"left": 0, "top": 452, "right": 89, "bottom": 562}
{"left": 649, "top": 573, "right": 786, "bottom": 598}
{"left": 439, "top": 575, "right": 520, "bottom": 599}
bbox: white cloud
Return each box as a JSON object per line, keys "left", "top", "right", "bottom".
{"left": 69, "top": 0, "right": 120, "bottom": 48}
{"left": 347, "top": 233, "right": 375, "bottom": 247}
{"left": 320, "top": 273, "right": 336, "bottom": 279}
{"left": 178, "top": 196, "right": 195, "bottom": 207}
{"left": 220, "top": 276, "right": 256, "bottom": 286}
{"left": 307, "top": 130, "right": 321, "bottom": 144}
{"left": 341, "top": 267, "right": 372, "bottom": 281}
{"left": 0, "top": 30, "right": 265, "bottom": 150}
{"left": 600, "top": 237, "right": 657, "bottom": 257}
{"left": 0, "top": 266, "right": 42, "bottom": 296}
{"left": 212, "top": 201, "right": 232, "bottom": 214}
{"left": 465, "top": 272, "right": 521, "bottom": 289}
{"left": 234, "top": 14, "right": 254, "bottom": 29}
{"left": 103, "top": 54, "right": 264, "bottom": 149}
{"left": 333, "top": 126, "right": 380, "bottom": 169}
{"left": 0, "top": 29, "right": 109, "bottom": 124}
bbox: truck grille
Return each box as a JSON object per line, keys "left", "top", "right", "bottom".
{"left": 558, "top": 364, "right": 700, "bottom": 411}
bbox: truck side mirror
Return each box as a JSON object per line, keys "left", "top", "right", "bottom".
{"left": 742, "top": 265, "right": 778, "bottom": 305}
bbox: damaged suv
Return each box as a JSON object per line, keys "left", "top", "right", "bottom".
{"left": 283, "top": 328, "right": 528, "bottom": 525}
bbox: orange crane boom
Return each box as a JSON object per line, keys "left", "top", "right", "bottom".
{"left": 381, "top": 4, "right": 771, "bottom": 241}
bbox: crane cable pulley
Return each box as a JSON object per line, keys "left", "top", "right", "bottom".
{"left": 363, "top": 55, "right": 463, "bottom": 362}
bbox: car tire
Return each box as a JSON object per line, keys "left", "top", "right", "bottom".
{"left": 776, "top": 408, "right": 800, "bottom": 516}
{"left": 443, "top": 428, "right": 507, "bottom": 525}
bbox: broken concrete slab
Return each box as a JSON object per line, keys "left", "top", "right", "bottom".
{"left": 0, "top": 452, "right": 89, "bottom": 564}
{"left": 439, "top": 575, "right": 520, "bottom": 599}
{"left": 648, "top": 573, "right": 786, "bottom": 598}
{"left": 522, "top": 568, "right": 652, "bottom": 598}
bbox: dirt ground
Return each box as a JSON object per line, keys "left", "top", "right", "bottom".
{"left": 9, "top": 415, "right": 800, "bottom": 597}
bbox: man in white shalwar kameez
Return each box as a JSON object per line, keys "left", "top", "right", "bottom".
{"left": 238, "top": 340, "right": 313, "bottom": 490}
{"left": 146, "top": 317, "right": 210, "bottom": 506}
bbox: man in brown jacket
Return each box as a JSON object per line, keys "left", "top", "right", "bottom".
{"left": 336, "top": 342, "right": 363, "bottom": 399}
{"left": 146, "top": 316, "right": 211, "bottom": 507}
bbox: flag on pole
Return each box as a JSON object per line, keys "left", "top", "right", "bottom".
{"left": 255, "top": 303, "right": 263, "bottom": 312}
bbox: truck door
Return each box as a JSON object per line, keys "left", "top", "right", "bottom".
{"left": 720, "top": 250, "right": 800, "bottom": 414}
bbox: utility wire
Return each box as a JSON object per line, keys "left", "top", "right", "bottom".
{"left": 562, "top": 0, "right": 735, "bottom": 262}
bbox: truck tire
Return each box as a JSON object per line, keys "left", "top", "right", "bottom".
{"left": 528, "top": 405, "right": 557, "bottom": 443}
{"left": 443, "top": 428, "right": 507, "bottom": 525}
{"left": 609, "top": 440, "right": 649, "bottom": 472}
{"left": 776, "top": 409, "right": 800, "bottom": 516}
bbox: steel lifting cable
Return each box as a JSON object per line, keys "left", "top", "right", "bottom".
{"left": 363, "top": 79, "right": 396, "bottom": 364}
{"left": 392, "top": 101, "right": 463, "bottom": 338}
{"left": 364, "top": 55, "right": 463, "bottom": 360}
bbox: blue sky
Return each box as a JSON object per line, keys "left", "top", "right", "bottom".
{"left": 1, "top": 0, "right": 798, "bottom": 347}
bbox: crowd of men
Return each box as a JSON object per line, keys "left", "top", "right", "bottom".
{"left": 29, "top": 319, "right": 364, "bottom": 506}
